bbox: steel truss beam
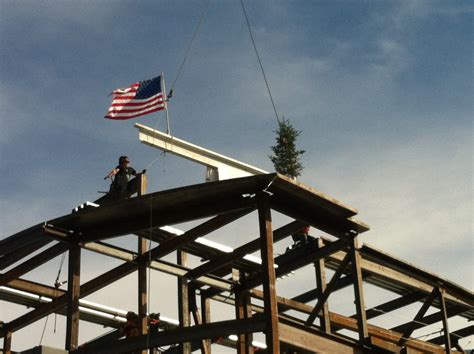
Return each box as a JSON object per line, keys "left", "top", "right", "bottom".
{"left": 76, "top": 317, "right": 266, "bottom": 354}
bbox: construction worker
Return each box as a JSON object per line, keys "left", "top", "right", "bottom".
{"left": 291, "top": 225, "right": 311, "bottom": 247}
{"left": 285, "top": 225, "right": 314, "bottom": 253}
{"left": 105, "top": 156, "right": 145, "bottom": 199}
{"left": 122, "top": 311, "right": 140, "bottom": 338}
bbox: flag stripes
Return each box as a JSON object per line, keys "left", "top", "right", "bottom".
{"left": 105, "top": 76, "right": 165, "bottom": 120}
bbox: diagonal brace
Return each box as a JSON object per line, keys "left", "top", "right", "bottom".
{"left": 398, "top": 287, "right": 439, "bottom": 347}
{"left": 305, "top": 252, "right": 350, "bottom": 326}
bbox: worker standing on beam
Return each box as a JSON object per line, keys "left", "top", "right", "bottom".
{"left": 104, "top": 156, "right": 144, "bottom": 200}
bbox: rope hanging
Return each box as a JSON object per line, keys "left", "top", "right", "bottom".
{"left": 39, "top": 251, "right": 67, "bottom": 344}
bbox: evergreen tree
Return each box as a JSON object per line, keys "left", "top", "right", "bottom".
{"left": 269, "top": 118, "right": 305, "bottom": 179}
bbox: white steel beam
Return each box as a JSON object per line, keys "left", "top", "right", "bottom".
{"left": 135, "top": 123, "right": 267, "bottom": 181}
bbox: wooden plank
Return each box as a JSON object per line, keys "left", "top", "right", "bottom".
{"left": 314, "top": 238, "right": 331, "bottom": 333}
{"left": 76, "top": 317, "right": 266, "bottom": 354}
{"left": 66, "top": 243, "right": 81, "bottom": 351}
{"left": 268, "top": 173, "right": 359, "bottom": 218}
{"left": 178, "top": 250, "right": 191, "bottom": 354}
{"left": 349, "top": 239, "right": 369, "bottom": 344}
{"left": 188, "top": 286, "right": 209, "bottom": 354}
{"left": 0, "top": 242, "right": 68, "bottom": 286}
{"left": 305, "top": 252, "right": 350, "bottom": 326}
{"left": 186, "top": 220, "right": 304, "bottom": 280}
{"left": 201, "top": 295, "right": 211, "bottom": 354}
{"left": 233, "top": 270, "right": 254, "bottom": 354}
{"left": 257, "top": 193, "right": 279, "bottom": 353}
{"left": 279, "top": 320, "right": 364, "bottom": 354}
{"left": 3, "top": 330, "right": 12, "bottom": 354}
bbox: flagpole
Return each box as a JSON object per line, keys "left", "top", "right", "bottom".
{"left": 161, "top": 72, "right": 171, "bottom": 135}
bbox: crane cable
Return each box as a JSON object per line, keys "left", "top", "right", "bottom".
{"left": 168, "top": 0, "right": 211, "bottom": 100}
{"left": 240, "top": 0, "right": 281, "bottom": 124}
{"left": 144, "top": 0, "right": 210, "bottom": 172}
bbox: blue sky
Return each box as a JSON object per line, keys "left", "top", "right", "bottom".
{"left": 1, "top": 0, "right": 473, "bottom": 350}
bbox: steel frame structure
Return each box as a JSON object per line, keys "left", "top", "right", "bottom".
{"left": 1, "top": 173, "right": 473, "bottom": 353}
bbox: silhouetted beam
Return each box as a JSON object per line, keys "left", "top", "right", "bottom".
{"left": 77, "top": 186, "right": 257, "bottom": 243}
{"left": 397, "top": 288, "right": 439, "bottom": 347}
{"left": 76, "top": 317, "right": 266, "bottom": 354}
{"left": 291, "top": 288, "right": 319, "bottom": 304}
{"left": 0, "top": 286, "right": 123, "bottom": 330}
{"left": 147, "top": 208, "right": 255, "bottom": 261}
{"left": 0, "top": 224, "right": 44, "bottom": 256}
{"left": 0, "top": 242, "right": 68, "bottom": 286}
{"left": 3, "top": 220, "right": 241, "bottom": 335}
{"left": 391, "top": 305, "right": 467, "bottom": 334}
{"left": 186, "top": 220, "right": 304, "bottom": 280}
{"left": 82, "top": 240, "right": 233, "bottom": 291}
{"left": 305, "top": 253, "right": 350, "bottom": 326}
{"left": 429, "top": 325, "right": 474, "bottom": 345}
{"left": 4, "top": 261, "right": 136, "bottom": 334}
{"left": 353, "top": 292, "right": 426, "bottom": 320}
{"left": 78, "top": 330, "right": 122, "bottom": 352}
{"left": 240, "top": 238, "right": 348, "bottom": 294}
{"left": 269, "top": 198, "right": 368, "bottom": 239}
{"left": 231, "top": 291, "right": 445, "bottom": 354}
{"left": 0, "top": 239, "right": 52, "bottom": 270}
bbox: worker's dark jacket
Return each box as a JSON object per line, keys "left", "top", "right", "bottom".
{"left": 110, "top": 166, "right": 137, "bottom": 198}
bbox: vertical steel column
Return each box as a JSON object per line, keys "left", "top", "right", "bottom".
{"left": 233, "top": 270, "right": 254, "bottom": 354}
{"left": 189, "top": 285, "right": 209, "bottom": 354}
{"left": 314, "top": 238, "right": 331, "bottom": 333}
{"left": 349, "top": 237, "right": 369, "bottom": 345}
{"left": 138, "top": 173, "right": 148, "bottom": 354}
{"left": 201, "top": 295, "right": 212, "bottom": 353}
{"left": 65, "top": 243, "right": 81, "bottom": 351}
{"left": 138, "top": 236, "right": 148, "bottom": 354}
{"left": 178, "top": 250, "right": 191, "bottom": 354}
{"left": 438, "top": 288, "right": 452, "bottom": 353}
{"left": 257, "top": 193, "right": 279, "bottom": 353}
{"left": 3, "top": 331, "right": 12, "bottom": 354}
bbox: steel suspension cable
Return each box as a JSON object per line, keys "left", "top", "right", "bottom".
{"left": 169, "top": 0, "right": 211, "bottom": 97}
{"left": 239, "top": 0, "right": 281, "bottom": 124}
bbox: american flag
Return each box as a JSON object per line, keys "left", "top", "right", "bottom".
{"left": 105, "top": 76, "right": 166, "bottom": 120}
